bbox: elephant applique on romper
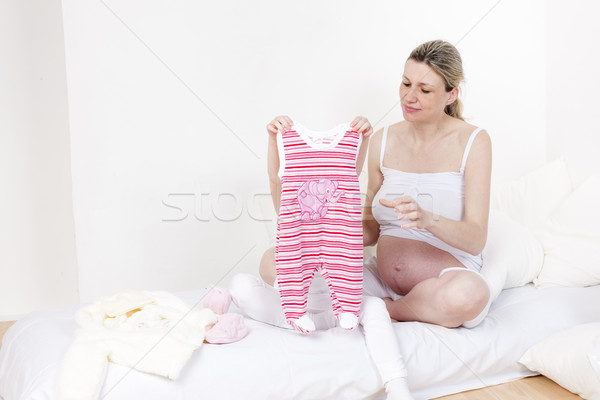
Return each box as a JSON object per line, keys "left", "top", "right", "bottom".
{"left": 296, "top": 179, "right": 343, "bottom": 220}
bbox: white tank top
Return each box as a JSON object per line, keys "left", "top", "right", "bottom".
{"left": 372, "top": 125, "right": 484, "bottom": 272}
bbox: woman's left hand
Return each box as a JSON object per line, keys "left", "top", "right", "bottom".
{"left": 379, "top": 196, "right": 434, "bottom": 229}
{"left": 350, "top": 116, "right": 374, "bottom": 137}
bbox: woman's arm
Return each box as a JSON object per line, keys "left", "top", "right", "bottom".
{"left": 429, "top": 130, "right": 492, "bottom": 254}
{"left": 380, "top": 130, "right": 492, "bottom": 255}
{"left": 350, "top": 116, "right": 374, "bottom": 175}
{"left": 356, "top": 135, "right": 370, "bottom": 175}
{"left": 267, "top": 134, "right": 282, "bottom": 214}
{"left": 266, "top": 116, "right": 293, "bottom": 214}
{"left": 363, "top": 128, "right": 384, "bottom": 247}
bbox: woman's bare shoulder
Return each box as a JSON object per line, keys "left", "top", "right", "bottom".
{"left": 450, "top": 120, "right": 488, "bottom": 143}
{"left": 458, "top": 121, "right": 491, "bottom": 163}
{"left": 451, "top": 119, "right": 477, "bottom": 133}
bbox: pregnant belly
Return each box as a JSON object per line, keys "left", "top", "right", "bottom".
{"left": 376, "top": 235, "right": 465, "bottom": 295}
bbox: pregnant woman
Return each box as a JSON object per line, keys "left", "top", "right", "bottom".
{"left": 363, "top": 39, "right": 493, "bottom": 328}
{"left": 258, "top": 39, "right": 493, "bottom": 328}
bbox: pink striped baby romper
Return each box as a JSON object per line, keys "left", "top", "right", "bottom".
{"left": 275, "top": 122, "right": 363, "bottom": 333}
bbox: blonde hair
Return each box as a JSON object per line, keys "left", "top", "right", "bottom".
{"left": 408, "top": 40, "right": 465, "bottom": 121}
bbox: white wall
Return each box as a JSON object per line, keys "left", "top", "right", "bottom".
{"left": 0, "top": 0, "right": 78, "bottom": 320}
{"left": 60, "top": 0, "right": 547, "bottom": 302}
{"left": 1, "top": 0, "right": 596, "bottom": 317}
{"left": 547, "top": 1, "right": 600, "bottom": 186}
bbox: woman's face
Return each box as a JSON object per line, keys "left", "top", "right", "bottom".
{"left": 399, "top": 59, "right": 457, "bottom": 123}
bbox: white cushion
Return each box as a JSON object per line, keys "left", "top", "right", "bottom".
{"left": 519, "top": 322, "right": 600, "bottom": 400}
{"left": 588, "top": 341, "right": 600, "bottom": 383}
{"left": 491, "top": 157, "right": 572, "bottom": 231}
{"left": 481, "top": 209, "right": 544, "bottom": 301}
{"left": 534, "top": 176, "right": 600, "bottom": 288}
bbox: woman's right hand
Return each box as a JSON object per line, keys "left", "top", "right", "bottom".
{"left": 266, "top": 115, "right": 293, "bottom": 136}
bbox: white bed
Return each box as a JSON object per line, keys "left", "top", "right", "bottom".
{"left": 2, "top": 159, "right": 599, "bottom": 400}
{"left": 1, "top": 283, "right": 600, "bottom": 400}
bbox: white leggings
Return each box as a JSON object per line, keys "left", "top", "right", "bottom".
{"left": 229, "top": 272, "right": 407, "bottom": 384}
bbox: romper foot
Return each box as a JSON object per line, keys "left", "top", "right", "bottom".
{"left": 338, "top": 312, "right": 359, "bottom": 330}
{"left": 288, "top": 315, "right": 316, "bottom": 334}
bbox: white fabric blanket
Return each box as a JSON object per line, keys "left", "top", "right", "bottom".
{"left": 2, "top": 285, "right": 600, "bottom": 400}
{"left": 58, "top": 290, "right": 216, "bottom": 400}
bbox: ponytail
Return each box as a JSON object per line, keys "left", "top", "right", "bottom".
{"left": 444, "top": 97, "right": 464, "bottom": 121}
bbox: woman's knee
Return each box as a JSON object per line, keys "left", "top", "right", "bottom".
{"left": 228, "top": 273, "right": 255, "bottom": 304}
{"left": 259, "top": 247, "right": 276, "bottom": 285}
{"left": 437, "top": 273, "right": 489, "bottom": 324}
{"left": 229, "top": 273, "right": 273, "bottom": 305}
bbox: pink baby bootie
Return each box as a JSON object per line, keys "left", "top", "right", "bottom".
{"left": 205, "top": 313, "right": 248, "bottom": 344}
{"left": 203, "top": 284, "right": 232, "bottom": 315}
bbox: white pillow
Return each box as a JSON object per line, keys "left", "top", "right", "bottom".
{"left": 589, "top": 339, "right": 600, "bottom": 383}
{"left": 519, "top": 322, "right": 600, "bottom": 400}
{"left": 480, "top": 209, "right": 544, "bottom": 301}
{"left": 534, "top": 175, "right": 600, "bottom": 288}
{"left": 491, "top": 157, "right": 572, "bottom": 231}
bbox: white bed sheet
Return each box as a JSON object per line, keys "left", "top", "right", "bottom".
{"left": 2, "top": 284, "right": 600, "bottom": 400}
